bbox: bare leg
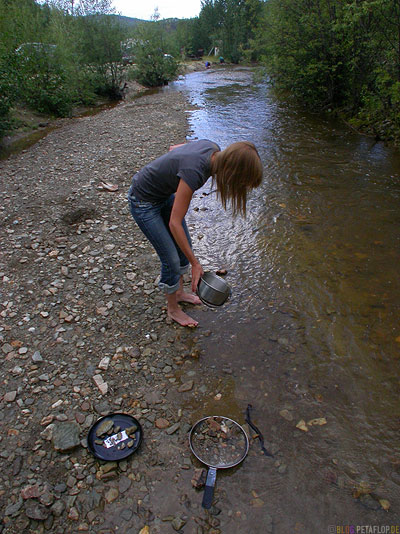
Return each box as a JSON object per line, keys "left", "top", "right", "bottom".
{"left": 176, "top": 276, "right": 202, "bottom": 305}
{"left": 167, "top": 291, "right": 198, "bottom": 327}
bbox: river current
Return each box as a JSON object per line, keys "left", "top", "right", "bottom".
{"left": 167, "top": 67, "right": 400, "bottom": 530}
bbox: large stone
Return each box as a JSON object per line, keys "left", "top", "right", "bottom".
{"left": 25, "top": 501, "right": 51, "bottom": 520}
{"left": 52, "top": 421, "right": 81, "bottom": 452}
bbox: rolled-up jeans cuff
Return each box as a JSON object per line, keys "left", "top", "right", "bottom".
{"left": 159, "top": 281, "right": 180, "bottom": 294}
{"left": 159, "top": 264, "right": 190, "bottom": 294}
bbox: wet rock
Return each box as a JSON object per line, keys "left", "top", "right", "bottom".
{"left": 178, "top": 380, "right": 194, "bottom": 392}
{"left": 359, "top": 494, "right": 381, "bottom": 511}
{"left": 279, "top": 409, "right": 293, "bottom": 422}
{"left": 52, "top": 421, "right": 81, "bottom": 452}
{"left": 295, "top": 420, "right": 308, "bottom": 432}
{"left": 264, "top": 512, "right": 273, "bottom": 533}
{"left": 172, "top": 516, "right": 187, "bottom": 531}
{"left": 1, "top": 343, "right": 13, "bottom": 354}
{"left": 53, "top": 483, "right": 67, "bottom": 494}
{"left": 191, "top": 468, "right": 207, "bottom": 489}
{"left": 39, "top": 487, "right": 55, "bottom": 506}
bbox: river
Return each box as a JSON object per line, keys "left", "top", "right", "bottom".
{"left": 167, "top": 67, "right": 400, "bottom": 531}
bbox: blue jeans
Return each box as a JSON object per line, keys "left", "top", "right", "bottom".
{"left": 128, "top": 187, "right": 191, "bottom": 294}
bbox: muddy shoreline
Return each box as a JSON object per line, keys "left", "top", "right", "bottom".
{"left": 0, "top": 84, "right": 236, "bottom": 533}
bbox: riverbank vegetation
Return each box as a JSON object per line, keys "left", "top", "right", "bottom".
{"left": 1, "top": 0, "right": 400, "bottom": 144}
{"left": 0, "top": 0, "right": 178, "bottom": 139}
{"left": 181, "top": 0, "right": 400, "bottom": 144}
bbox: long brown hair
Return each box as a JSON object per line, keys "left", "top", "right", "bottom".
{"left": 211, "top": 141, "right": 263, "bottom": 216}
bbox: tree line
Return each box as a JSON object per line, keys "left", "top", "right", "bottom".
{"left": 1, "top": 0, "right": 400, "bottom": 143}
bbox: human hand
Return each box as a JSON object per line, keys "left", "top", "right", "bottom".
{"left": 191, "top": 262, "right": 204, "bottom": 293}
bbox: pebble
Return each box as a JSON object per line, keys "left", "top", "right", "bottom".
{"left": 32, "top": 350, "right": 43, "bottom": 362}
{"left": 279, "top": 409, "right": 293, "bottom": 421}
{"left": 121, "top": 508, "right": 133, "bottom": 521}
{"left": 359, "top": 494, "right": 381, "bottom": 511}
{"left": 155, "top": 418, "right": 170, "bottom": 429}
{"left": 3, "top": 390, "right": 17, "bottom": 402}
{"left": 172, "top": 517, "right": 187, "bottom": 531}
{"left": 166, "top": 422, "right": 180, "bottom": 435}
{"left": 21, "top": 484, "right": 41, "bottom": 499}
{"left": 92, "top": 374, "right": 108, "bottom": 394}
{"left": 178, "top": 380, "right": 194, "bottom": 392}
{"left": 104, "top": 487, "right": 119, "bottom": 503}
{"left": 98, "top": 356, "right": 111, "bottom": 370}
{"left": 25, "top": 501, "right": 50, "bottom": 520}
{"left": 52, "top": 421, "right": 81, "bottom": 452}
{"left": 2, "top": 343, "right": 13, "bottom": 354}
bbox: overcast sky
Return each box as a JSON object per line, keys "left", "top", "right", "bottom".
{"left": 112, "top": 0, "right": 202, "bottom": 20}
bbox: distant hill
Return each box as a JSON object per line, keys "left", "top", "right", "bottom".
{"left": 110, "top": 14, "right": 189, "bottom": 30}
{"left": 111, "top": 14, "right": 145, "bottom": 28}
{"left": 159, "top": 18, "right": 181, "bottom": 31}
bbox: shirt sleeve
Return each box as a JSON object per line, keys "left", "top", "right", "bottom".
{"left": 177, "top": 168, "right": 207, "bottom": 192}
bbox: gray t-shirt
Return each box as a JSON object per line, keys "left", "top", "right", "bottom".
{"left": 130, "top": 139, "right": 220, "bottom": 203}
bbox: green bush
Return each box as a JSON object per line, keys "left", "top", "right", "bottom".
{"left": 0, "top": 54, "right": 18, "bottom": 137}
{"left": 16, "top": 44, "right": 73, "bottom": 116}
{"left": 132, "top": 21, "right": 179, "bottom": 88}
{"left": 134, "top": 51, "right": 178, "bottom": 87}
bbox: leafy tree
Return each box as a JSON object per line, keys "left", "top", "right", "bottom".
{"left": 132, "top": 20, "right": 179, "bottom": 87}
{"left": 194, "top": 0, "right": 264, "bottom": 62}
{"left": 45, "top": 0, "right": 114, "bottom": 16}
{"left": 0, "top": 53, "right": 18, "bottom": 136}
{"left": 76, "top": 13, "right": 127, "bottom": 98}
{"left": 0, "top": 0, "right": 49, "bottom": 53}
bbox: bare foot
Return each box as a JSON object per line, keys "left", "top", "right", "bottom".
{"left": 177, "top": 291, "right": 202, "bottom": 305}
{"left": 168, "top": 307, "right": 198, "bottom": 327}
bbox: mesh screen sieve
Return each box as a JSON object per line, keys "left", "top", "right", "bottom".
{"left": 190, "top": 416, "right": 248, "bottom": 468}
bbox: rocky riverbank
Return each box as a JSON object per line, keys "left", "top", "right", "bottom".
{"left": 0, "top": 86, "right": 233, "bottom": 533}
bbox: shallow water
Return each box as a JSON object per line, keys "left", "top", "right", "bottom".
{"left": 168, "top": 67, "right": 400, "bottom": 529}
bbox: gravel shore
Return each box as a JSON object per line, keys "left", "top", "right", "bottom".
{"left": 0, "top": 85, "right": 231, "bottom": 533}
